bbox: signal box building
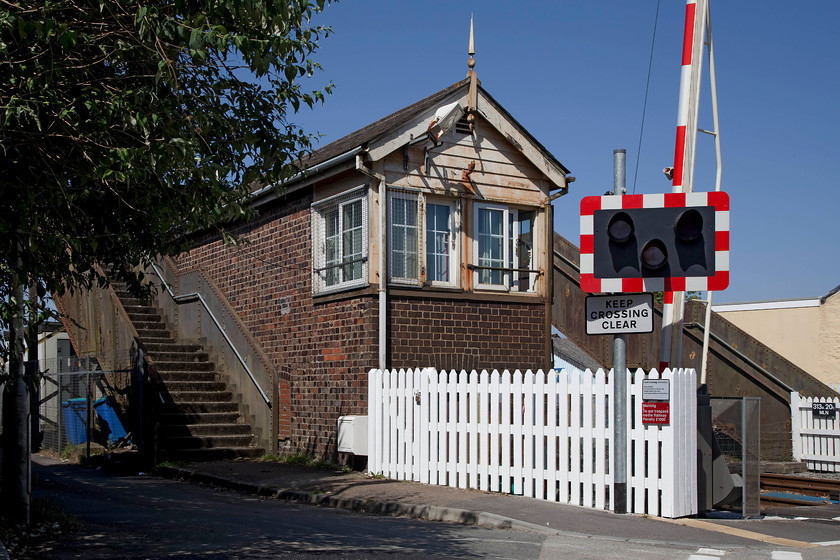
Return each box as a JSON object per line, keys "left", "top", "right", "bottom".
{"left": 175, "top": 69, "right": 571, "bottom": 456}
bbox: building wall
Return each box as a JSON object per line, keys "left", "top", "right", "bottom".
{"left": 388, "top": 295, "right": 546, "bottom": 372}
{"left": 174, "top": 116, "right": 557, "bottom": 458}
{"left": 177, "top": 187, "right": 551, "bottom": 456}
{"left": 177, "top": 186, "right": 377, "bottom": 457}
{"left": 819, "top": 291, "right": 840, "bottom": 386}
{"left": 714, "top": 305, "right": 820, "bottom": 375}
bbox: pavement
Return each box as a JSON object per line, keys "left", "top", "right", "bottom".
{"left": 149, "top": 457, "right": 840, "bottom": 550}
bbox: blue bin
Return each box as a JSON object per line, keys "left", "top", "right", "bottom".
{"left": 61, "top": 398, "right": 88, "bottom": 445}
{"left": 61, "top": 396, "right": 128, "bottom": 445}
{"left": 93, "top": 397, "right": 128, "bottom": 443}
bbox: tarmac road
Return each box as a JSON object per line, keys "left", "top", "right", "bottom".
{"left": 20, "top": 455, "right": 840, "bottom": 559}
{"left": 31, "top": 459, "right": 544, "bottom": 559}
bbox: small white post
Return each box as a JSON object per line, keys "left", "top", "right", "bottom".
{"left": 789, "top": 391, "right": 802, "bottom": 462}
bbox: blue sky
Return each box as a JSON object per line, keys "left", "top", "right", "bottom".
{"left": 294, "top": 0, "right": 839, "bottom": 303}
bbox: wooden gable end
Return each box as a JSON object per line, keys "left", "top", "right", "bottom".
{"left": 383, "top": 113, "right": 551, "bottom": 207}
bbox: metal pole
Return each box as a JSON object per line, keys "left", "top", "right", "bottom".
{"left": 86, "top": 369, "right": 91, "bottom": 460}
{"left": 700, "top": 3, "right": 722, "bottom": 385}
{"left": 612, "top": 149, "right": 628, "bottom": 514}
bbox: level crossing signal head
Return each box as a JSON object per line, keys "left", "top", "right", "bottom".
{"left": 579, "top": 192, "right": 730, "bottom": 293}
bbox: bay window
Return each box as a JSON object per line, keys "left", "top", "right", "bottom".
{"left": 473, "top": 203, "right": 536, "bottom": 292}
{"left": 312, "top": 189, "right": 368, "bottom": 294}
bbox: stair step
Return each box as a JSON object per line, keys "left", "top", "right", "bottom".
{"left": 157, "top": 371, "right": 219, "bottom": 383}
{"left": 167, "top": 390, "right": 233, "bottom": 402}
{"left": 115, "top": 295, "right": 142, "bottom": 306}
{"left": 160, "top": 401, "right": 239, "bottom": 414}
{"left": 143, "top": 343, "right": 203, "bottom": 353}
{"left": 133, "top": 320, "right": 167, "bottom": 331}
{"left": 153, "top": 361, "right": 215, "bottom": 372}
{"left": 159, "top": 423, "right": 253, "bottom": 437}
{"left": 159, "top": 434, "right": 256, "bottom": 449}
{"left": 158, "top": 446, "right": 265, "bottom": 462}
{"left": 164, "top": 381, "right": 228, "bottom": 393}
{"left": 112, "top": 284, "right": 264, "bottom": 463}
{"left": 136, "top": 329, "right": 173, "bottom": 339}
{"left": 160, "top": 412, "right": 241, "bottom": 425}
{"left": 124, "top": 311, "right": 162, "bottom": 321}
{"left": 147, "top": 351, "right": 210, "bottom": 363}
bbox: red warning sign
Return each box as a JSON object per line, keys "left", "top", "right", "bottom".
{"left": 641, "top": 402, "right": 670, "bottom": 425}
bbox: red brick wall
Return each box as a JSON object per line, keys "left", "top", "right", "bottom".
{"left": 388, "top": 296, "right": 547, "bottom": 372}
{"left": 177, "top": 191, "right": 376, "bottom": 457}
{"left": 177, "top": 192, "right": 549, "bottom": 458}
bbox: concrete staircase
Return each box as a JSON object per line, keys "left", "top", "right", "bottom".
{"left": 115, "top": 286, "right": 264, "bottom": 461}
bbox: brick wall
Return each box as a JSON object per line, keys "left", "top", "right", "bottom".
{"left": 177, "top": 191, "right": 376, "bottom": 458}
{"left": 177, "top": 191, "right": 549, "bottom": 459}
{"left": 388, "top": 296, "right": 547, "bottom": 372}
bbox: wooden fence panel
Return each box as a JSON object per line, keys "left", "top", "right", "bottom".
{"left": 790, "top": 392, "right": 840, "bottom": 472}
{"left": 367, "top": 367, "right": 697, "bottom": 517}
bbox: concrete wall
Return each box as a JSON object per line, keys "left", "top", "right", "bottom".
{"left": 715, "top": 292, "right": 840, "bottom": 389}
{"left": 819, "top": 290, "right": 840, "bottom": 386}
{"left": 713, "top": 302, "right": 820, "bottom": 374}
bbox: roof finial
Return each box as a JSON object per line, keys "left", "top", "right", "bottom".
{"left": 466, "top": 15, "right": 478, "bottom": 133}
{"left": 468, "top": 14, "right": 476, "bottom": 72}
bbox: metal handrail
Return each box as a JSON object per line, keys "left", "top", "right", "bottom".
{"left": 149, "top": 262, "right": 270, "bottom": 406}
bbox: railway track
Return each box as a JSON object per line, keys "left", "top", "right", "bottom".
{"left": 760, "top": 473, "right": 840, "bottom": 506}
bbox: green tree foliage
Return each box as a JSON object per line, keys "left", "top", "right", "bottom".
{"left": 1, "top": 1, "right": 332, "bottom": 522}
{"left": 0, "top": 0, "right": 333, "bottom": 369}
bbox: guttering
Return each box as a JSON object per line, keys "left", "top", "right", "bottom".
{"left": 355, "top": 155, "right": 388, "bottom": 371}
{"left": 250, "top": 146, "right": 364, "bottom": 208}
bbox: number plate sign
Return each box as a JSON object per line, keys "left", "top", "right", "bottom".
{"left": 812, "top": 401, "right": 836, "bottom": 420}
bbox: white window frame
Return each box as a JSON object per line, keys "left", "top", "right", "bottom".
{"left": 311, "top": 189, "right": 369, "bottom": 295}
{"left": 388, "top": 190, "right": 421, "bottom": 286}
{"left": 387, "top": 190, "right": 460, "bottom": 289}
{"left": 425, "top": 198, "right": 458, "bottom": 288}
{"left": 473, "top": 202, "right": 537, "bottom": 293}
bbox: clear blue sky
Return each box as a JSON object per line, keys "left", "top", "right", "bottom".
{"left": 293, "top": 0, "right": 840, "bottom": 303}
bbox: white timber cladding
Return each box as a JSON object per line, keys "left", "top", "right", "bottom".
{"left": 365, "top": 88, "right": 566, "bottom": 192}
{"left": 311, "top": 187, "right": 369, "bottom": 295}
{"left": 311, "top": 105, "right": 555, "bottom": 296}
{"left": 380, "top": 115, "right": 548, "bottom": 294}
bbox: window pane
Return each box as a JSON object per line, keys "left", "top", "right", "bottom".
{"left": 325, "top": 209, "right": 340, "bottom": 286}
{"left": 517, "top": 210, "right": 535, "bottom": 292}
{"left": 391, "top": 195, "right": 418, "bottom": 280}
{"left": 478, "top": 207, "right": 504, "bottom": 285}
{"left": 342, "top": 200, "right": 363, "bottom": 282}
{"left": 426, "top": 204, "right": 451, "bottom": 283}
{"left": 313, "top": 193, "right": 367, "bottom": 294}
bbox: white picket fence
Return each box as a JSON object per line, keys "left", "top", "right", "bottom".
{"left": 367, "top": 367, "right": 697, "bottom": 518}
{"left": 790, "top": 392, "right": 840, "bottom": 472}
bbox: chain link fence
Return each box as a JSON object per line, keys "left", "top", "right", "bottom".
{"left": 711, "top": 396, "right": 761, "bottom": 517}
{"left": 36, "top": 354, "right": 134, "bottom": 460}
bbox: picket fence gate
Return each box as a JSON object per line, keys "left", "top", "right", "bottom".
{"left": 790, "top": 392, "right": 840, "bottom": 472}
{"left": 368, "top": 367, "right": 697, "bottom": 518}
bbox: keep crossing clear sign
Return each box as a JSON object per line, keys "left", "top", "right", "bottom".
{"left": 585, "top": 293, "right": 654, "bottom": 335}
